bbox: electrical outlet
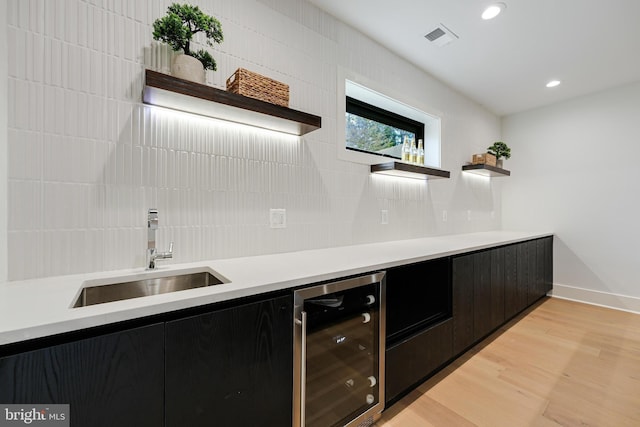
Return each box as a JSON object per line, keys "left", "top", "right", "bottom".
{"left": 442, "top": 210, "right": 448, "bottom": 222}
{"left": 467, "top": 210, "right": 472, "bottom": 221}
{"left": 270, "top": 209, "right": 286, "bottom": 228}
{"left": 381, "top": 210, "right": 389, "bottom": 225}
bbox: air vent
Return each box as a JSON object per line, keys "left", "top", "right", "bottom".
{"left": 424, "top": 24, "right": 459, "bottom": 47}
{"left": 425, "top": 28, "right": 446, "bottom": 42}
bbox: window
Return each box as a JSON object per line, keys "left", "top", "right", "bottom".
{"left": 345, "top": 96, "right": 424, "bottom": 160}
{"left": 338, "top": 75, "right": 441, "bottom": 168}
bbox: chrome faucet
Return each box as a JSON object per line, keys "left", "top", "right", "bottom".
{"left": 146, "top": 208, "right": 173, "bottom": 269}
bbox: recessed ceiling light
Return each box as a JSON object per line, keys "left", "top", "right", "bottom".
{"left": 546, "top": 80, "right": 561, "bottom": 88}
{"left": 482, "top": 3, "right": 506, "bottom": 20}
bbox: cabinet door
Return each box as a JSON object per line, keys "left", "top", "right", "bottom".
{"left": 165, "top": 295, "right": 293, "bottom": 427}
{"left": 516, "top": 242, "right": 531, "bottom": 313}
{"left": 536, "top": 237, "right": 554, "bottom": 296}
{"left": 526, "top": 240, "right": 539, "bottom": 305}
{"left": 0, "top": 324, "right": 164, "bottom": 427}
{"left": 503, "top": 244, "right": 519, "bottom": 320}
{"left": 504, "top": 238, "right": 553, "bottom": 320}
{"left": 490, "top": 246, "right": 506, "bottom": 329}
{"left": 452, "top": 254, "right": 474, "bottom": 355}
{"left": 543, "top": 236, "right": 554, "bottom": 293}
{"left": 473, "top": 250, "right": 492, "bottom": 340}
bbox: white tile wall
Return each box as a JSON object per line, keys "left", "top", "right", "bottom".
{"left": 1, "top": 0, "right": 9, "bottom": 284}
{"left": 6, "top": 0, "right": 502, "bottom": 281}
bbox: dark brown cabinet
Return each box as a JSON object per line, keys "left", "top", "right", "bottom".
{"left": 452, "top": 248, "right": 501, "bottom": 355}
{"left": 518, "top": 240, "right": 533, "bottom": 309}
{"left": 0, "top": 293, "right": 294, "bottom": 427}
{"left": 473, "top": 250, "right": 493, "bottom": 340}
{"left": 384, "top": 258, "right": 453, "bottom": 405}
{"left": 453, "top": 247, "right": 510, "bottom": 355}
{"left": 536, "top": 238, "right": 553, "bottom": 300}
{"left": 490, "top": 247, "right": 506, "bottom": 328}
{"left": 165, "top": 295, "right": 293, "bottom": 427}
{"left": 503, "top": 243, "right": 520, "bottom": 319}
{"left": 385, "top": 237, "right": 552, "bottom": 405}
{"left": 385, "top": 318, "right": 453, "bottom": 404}
{"left": 505, "top": 237, "right": 553, "bottom": 320}
{"left": 453, "top": 237, "right": 553, "bottom": 355}
{"left": 452, "top": 253, "right": 475, "bottom": 355}
{"left": 0, "top": 324, "right": 164, "bottom": 427}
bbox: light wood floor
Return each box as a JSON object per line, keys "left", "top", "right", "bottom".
{"left": 378, "top": 297, "right": 640, "bottom": 427}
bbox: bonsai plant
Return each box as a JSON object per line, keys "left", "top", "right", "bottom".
{"left": 487, "top": 141, "right": 511, "bottom": 167}
{"left": 152, "top": 3, "right": 223, "bottom": 82}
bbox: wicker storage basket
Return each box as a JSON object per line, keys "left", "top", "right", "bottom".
{"left": 226, "top": 68, "right": 289, "bottom": 107}
{"left": 472, "top": 153, "right": 497, "bottom": 166}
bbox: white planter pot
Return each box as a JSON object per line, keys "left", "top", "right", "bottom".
{"left": 172, "top": 54, "right": 205, "bottom": 84}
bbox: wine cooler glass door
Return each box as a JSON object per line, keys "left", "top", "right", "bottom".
{"left": 294, "top": 272, "right": 386, "bottom": 427}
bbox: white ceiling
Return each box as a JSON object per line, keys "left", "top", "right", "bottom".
{"left": 307, "top": 0, "right": 640, "bottom": 116}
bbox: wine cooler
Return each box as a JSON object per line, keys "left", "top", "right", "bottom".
{"left": 293, "top": 272, "right": 386, "bottom": 427}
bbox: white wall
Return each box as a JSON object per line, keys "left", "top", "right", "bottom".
{"left": 0, "top": 0, "right": 8, "bottom": 284}
{"left": 503, "top": 81, "right": 640, "bottom": 311}
{"left": 5, "top": 0, "right": 501, "bottom": 281}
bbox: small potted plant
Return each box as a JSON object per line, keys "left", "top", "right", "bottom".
{"left": 152, "top": 3, "right": 223, "bottom": 83}
{"left": 487, "top": 141, "right": 511, "bottom": 168}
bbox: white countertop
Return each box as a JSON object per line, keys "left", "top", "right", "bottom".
{"left": 0, "top": 231, "right": 552, "bottom": 346}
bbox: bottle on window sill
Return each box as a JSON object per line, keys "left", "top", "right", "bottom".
{"left": 417, "top": 139, "right": 425, "bottom": 165}
{"left": 402, "top": 136, "right": 410, "bottom": 162}
{"left": 410, "top": 138, "right": 417, "bottom": 163}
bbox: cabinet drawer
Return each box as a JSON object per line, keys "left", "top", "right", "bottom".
{"left": 385, "top": 318, "right": 453, "bottom": 404}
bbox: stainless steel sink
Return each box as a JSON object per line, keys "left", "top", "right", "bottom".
{"left": 72, "top": 268, "right": 228, "bottom": 308}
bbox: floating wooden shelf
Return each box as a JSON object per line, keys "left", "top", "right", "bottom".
{"left": 142, "top": 69, "right": 321, "bottom": 136}
{"left": 462, "top": 164, "right": 511, "bottom": 177}
{"left": 371, "top": 162, "right": 451, "bottom": 180}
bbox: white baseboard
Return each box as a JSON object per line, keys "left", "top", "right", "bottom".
{"left": 550, "top": 284, "right": 640, "bottom": 314}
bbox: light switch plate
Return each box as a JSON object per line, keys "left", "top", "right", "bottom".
{"left": 270, "top": 209, "right": 286, "bottom": 228}
{"left": 381, "top": 210, "right": 389, "bottom": 225}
